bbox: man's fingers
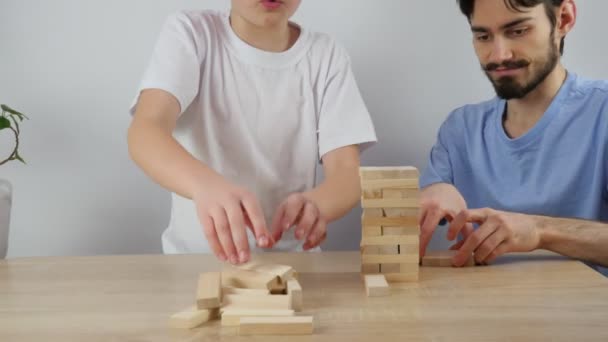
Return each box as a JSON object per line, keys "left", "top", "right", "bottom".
{"left": 453, "top": 220, "right": 498, "bottom": 266}
{"left": 419, "top": 209, "right": 446, "bottom": 258}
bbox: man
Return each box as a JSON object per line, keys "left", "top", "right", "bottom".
{"left": 419, "top": 0, "right": 608, "bottom": 272}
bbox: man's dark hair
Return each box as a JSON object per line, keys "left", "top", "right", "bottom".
{"left": 457, "top": 0, "right": 565, "bottom": 55}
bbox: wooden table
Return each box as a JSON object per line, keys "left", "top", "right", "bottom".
{"left": 1, "top": 251, "right": 607, "bottom": 341}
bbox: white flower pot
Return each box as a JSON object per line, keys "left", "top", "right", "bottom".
{"left": 0, "top": 179, "right": 12, "bottom": 259}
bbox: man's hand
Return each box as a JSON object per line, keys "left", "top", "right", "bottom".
{"left": 270, "top": 193, "right": 327, "bottom": 251}
{"left": 419, "top": 183, "right": 470, "bottom": 258}
{"left": 447, "top": 208, "right": 541, "bottom": 266}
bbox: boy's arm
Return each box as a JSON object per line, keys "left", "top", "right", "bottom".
{"left": 269, "top": 145, "right": 361, "bottom": 250}
{"left": 448, "top": 208, "right": 608, "bottom": 267}
{"left": 305, "top": 145, "right": 361, "bottom": 222}
{"left": 128, "top": 89, "right": 272, "bottom": 264}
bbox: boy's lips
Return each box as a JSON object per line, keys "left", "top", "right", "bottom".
{"left": 261, "top": 0, "right": 283, "bottom": 10}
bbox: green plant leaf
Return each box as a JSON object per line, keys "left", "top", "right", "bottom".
{"left": 13, "top": 151, "right": 26, "bottom": 164}
{"left": 0, "top": 104, "right": 28, "bottom": 120}
{"left": 0, "top": 117, "right": 11, "bottom": 130}
{"left": 1, "top": 104, "right": 23, "bottom": 116}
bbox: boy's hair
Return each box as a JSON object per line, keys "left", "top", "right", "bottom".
{"left": 457, "top": 0, "right": 565, "bottom": 55}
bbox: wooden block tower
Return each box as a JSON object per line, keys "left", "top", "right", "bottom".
{"left": 359, "top": 166, "right": 420, "bottom": 282}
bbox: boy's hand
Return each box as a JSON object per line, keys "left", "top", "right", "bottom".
{"left": 270, "top": 193, "right": 327, "bottom": 250}
{"left": 193, "top": 177, "right": 274, "bottom": 265}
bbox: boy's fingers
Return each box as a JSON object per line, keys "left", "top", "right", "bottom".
{"left": 210, "top": 207, "right": 238, "bottom": 265}
{"left": 225, "top": 201, "right": 250, "bottom": 263}
{"left": 240, "top": 193, "right": 272, "bottom": 247}
{"left": 200, "top": 213, "right": 226, "bottom": 262}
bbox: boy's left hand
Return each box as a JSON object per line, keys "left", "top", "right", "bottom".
{"left": 270, "top": 193, "right": 327, "bottom": 250}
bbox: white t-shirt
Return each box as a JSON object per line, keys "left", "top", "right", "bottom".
{"left": 131, "top": 10, "right": 377, "bottom": 254}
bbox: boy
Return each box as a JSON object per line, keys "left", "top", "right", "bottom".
{"left": 128, "top": 0, "right": 376, "bottom": 265}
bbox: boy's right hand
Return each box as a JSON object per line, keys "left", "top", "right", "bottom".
{"left": 419, "top": 183, "right": 471, "bottom": 258}
{"left": 192, "top": 177, "right": 274, "bottom": 265}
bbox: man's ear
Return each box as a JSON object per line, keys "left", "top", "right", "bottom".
{"left": 556, "top": 0, "right": 576, "bottom": 39}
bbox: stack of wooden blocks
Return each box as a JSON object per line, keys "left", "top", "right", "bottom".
{"left": 359, "top": 166, "right": 421, "bottom": 294}
{"left": 169, "top": 262, "right": 312, "bottom": 335}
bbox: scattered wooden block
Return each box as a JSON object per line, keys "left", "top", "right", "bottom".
{"left": 237, "top": 262, "right": 294, "bottom": 281}
{"left": 287, "top": 279, "right": 302, "bottom": 312}
{"left": 221, "top": 309, "right": 295, "bottom": 327}
{"left": 364, "top": 274, "right": 389, "bottom": 297}
{"left": 222, "top": 270, "right": 279, "bottom": 290}
{"left": 238, "top": 316, "right": 314, "bottom": 335}
{"left": 169, "top": 306, "right": 218, "bottom": 329}
{"left": 222, "top": 293, "right": 292, "bottom": 310}
{"left": 196, "top": 272, "right": 221, "bottom": 309}
{"left": 222, "top": 286, "right": 269, "bottom": 296}
{"left": 422, "top": 250, "right": 475, "bottom": 267}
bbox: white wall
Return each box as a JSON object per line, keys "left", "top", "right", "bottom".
{"left": 1, "top": 0, "right": 607, "bottom": 257}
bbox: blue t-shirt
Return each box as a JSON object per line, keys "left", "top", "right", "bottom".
{"left": 420, "top": 72, "right": 608, "bottom": 273}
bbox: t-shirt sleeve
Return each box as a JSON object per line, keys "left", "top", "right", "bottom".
{"left": 419, "top": 115, "right": 456, "bottom": 188}
{"left": 317, "top": 46, "right": 377, "bottom": 160}
{"left": 129, "top": 12, "right": 202, "bottom": 115}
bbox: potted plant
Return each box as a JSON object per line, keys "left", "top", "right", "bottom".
{"left": 0, "top": 104, "right": 28, "bottom": 258}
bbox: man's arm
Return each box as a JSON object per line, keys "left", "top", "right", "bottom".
{"left": 448, "top": 208, "right": 608, "bottom": 267}
{"left": 270, "top": 145, "right": 361, "bottom": 250}
{"left": 537, "top": 216, "right": 608, "bottom": 267}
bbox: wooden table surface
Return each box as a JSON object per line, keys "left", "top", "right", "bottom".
{"left": 0, "top": 251, "right": 607, "bottom": 341}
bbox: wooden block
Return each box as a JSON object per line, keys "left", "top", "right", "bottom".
{"left": 238, "top": 316, "right": 314, "bottom": 335}
{"left": 384, "top": 207, "right": 419, "bottom": 218}
{"left": 422, "top": 250, "right": 475, "bottom": 267}
{"left": 384, "top": 272, "right": 419, "bottom": 282}
{"left": 361, "top": 198, "right": 420, "bottom": 208}
{"left": 362, "top": 225, "right": 382, "bottom": 237}
{"left": 362, "top": 254, "right": 418, "bottom": 264}
{"left": 382, "top": 188, "right": 420, "bottom": 200}
{"left": 363, "top": 208, "right": 385, "bottom": 217}
{"left": 221, "top": 309, "right": 294, "bottom": 327}
{"left": 287, "top": 279, "right": 303, "bottom": 312}
{"left": 362, "top": 188, "right": 383, "bottom": 199}
{"left": 380, "top": 263, "right": 401, "bottom": 273}
{"left": 237, "top": 262, "right": 294, "bottom": 281}
{"left": 363, "top": 216, "right": 419, "bottom": 227}
{"left": 364, "top": 274, "right": 389, "bottom": 297}
{"left": 169, "top": 306, "right": 218, "bottom": 329}
{"left": 222, "top": 294, "right": 292, "bottom": 310}
{"left": 361, "top": 178, "right": 419, "bottom": 190}
{"left": 360, "top": 166, "right": 419, "bottom": 180}
{"left": 361, "top": 235, "right": 418, "bottom": 246}
{"left": 361, "top": 263, "right": 380, "bottom": 274}
{"left": 222, "top": 287, "right": 269, "bottom": 296}
{"left": 221, "top": 270, "right": 279, "bottom": 290}
{"left": 361, "top": 243, "right": 398, "bottom": 255}
{"left": 196, "top": 272, "right": 221, "bottom": 309}
{"left": 382, "top": 226, "right": 420, "bottom": 235}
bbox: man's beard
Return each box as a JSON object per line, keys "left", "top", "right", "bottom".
{"left": 483, "top": 39, "right": 559, "bottom": 100}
